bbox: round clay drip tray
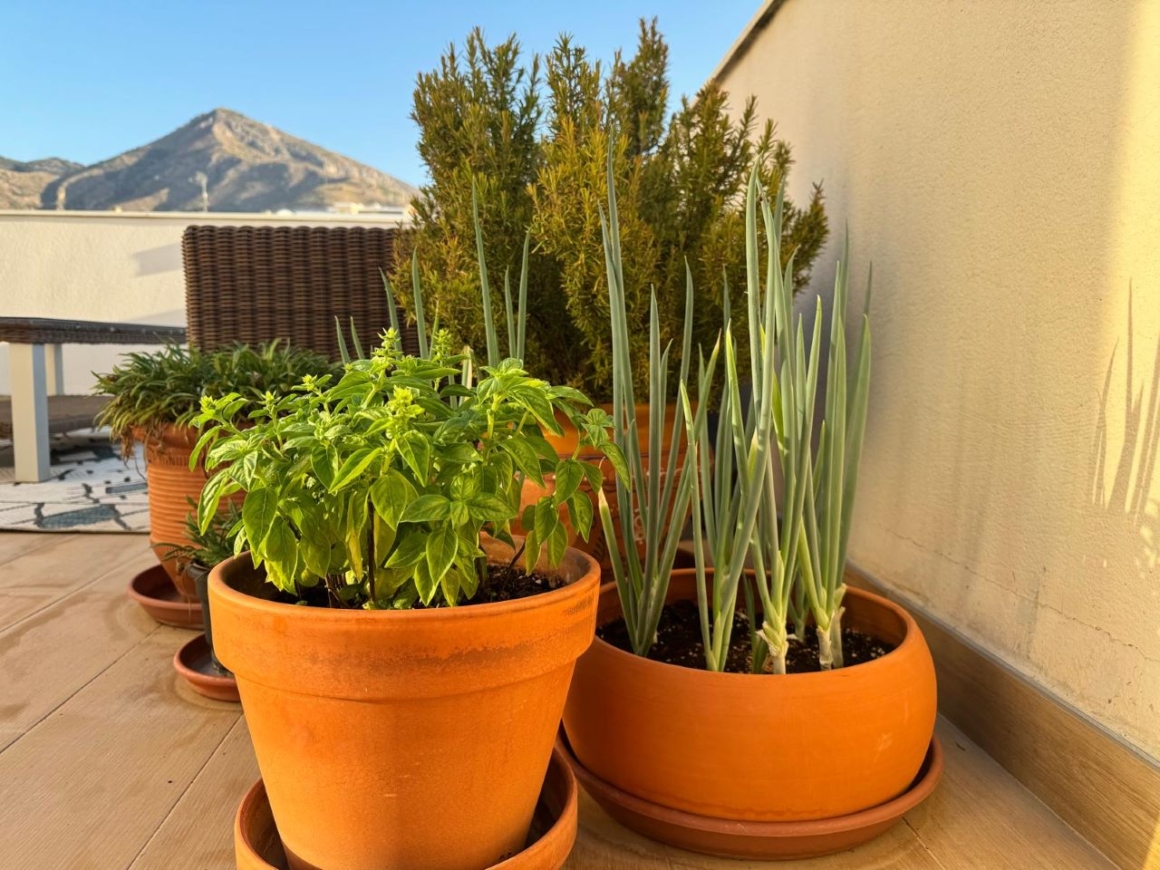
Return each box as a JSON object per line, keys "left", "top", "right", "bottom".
{"left": 174, "top": 634, "right": 239, "bottom": 702}
{"left": 127, "top": 565, "right": 203, "bottom": 629}
{"left": 235, "top": 746, "right": 579, "bottom": 870}
{"left": 559, "top": 732, "right": 943, "bottom": 861}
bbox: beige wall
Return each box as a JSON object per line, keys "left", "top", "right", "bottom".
{"left": 716, "top": 0, "right": 1160, "bottom": 760}
{"left": 0, "top": 211, "right": 405, "bottom": 395}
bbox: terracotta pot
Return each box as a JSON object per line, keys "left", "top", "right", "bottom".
{"left": 144, "top": 424, "right": 242, "bottom": 597}
{"left": 563, "top": 571, "right": 937, "bottom": 825}
{"left": 142, "top": 424, "right": 208, "bottom": 596}
{"left": 211, "top": 536, "right": 600, "bottom": 870}
{"left": 234, "top": 746, "right": 580, "bottom": 870}
{"left": 518, "top": 403, "right": 687, "bottom": 569}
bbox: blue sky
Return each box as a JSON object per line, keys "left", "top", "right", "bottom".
{"left": 0, "top": 1, "right": 759, "bottom": 186}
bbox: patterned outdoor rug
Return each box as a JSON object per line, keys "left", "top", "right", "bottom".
{"left": 0, "top": 428, "right": 149, "bottom": 533}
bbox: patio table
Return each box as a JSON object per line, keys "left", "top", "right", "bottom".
{"left": 0, "top": 316, "right": 185, "bottom": 482}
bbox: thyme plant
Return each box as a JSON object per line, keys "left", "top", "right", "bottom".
{"left": 94, "top": 341, "right": 333, "bottom": 456}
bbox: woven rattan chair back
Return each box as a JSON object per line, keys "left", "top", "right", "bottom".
{"left": 182, "top": 225, "right": 418, "bottom": 360}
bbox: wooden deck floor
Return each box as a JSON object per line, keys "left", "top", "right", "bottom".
{"left": 0, "top": 531, "right": 1117, "bottom": 870}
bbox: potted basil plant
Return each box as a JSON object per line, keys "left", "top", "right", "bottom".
{"left": 194, "top": 317, "right": 623, "bottom": 869}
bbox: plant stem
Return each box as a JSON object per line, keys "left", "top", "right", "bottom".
{"left": 829, "top": 609, "right": 846, "bottom": 669}
{"left": 816, "top": 623, "right": 835, "bottom": 670}
{"left": 367, "top": 500, "right": 376, "bottom": 605}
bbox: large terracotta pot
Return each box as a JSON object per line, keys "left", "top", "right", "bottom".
{"left": 563, "top": 571, "right": 937, "bottom": 824}
{"left": 211, "top": 536, "right": 600, "bottom": 870}
{"left": 519, "top": 403, "right": 686, "bottom": 568}
{"left": 143, "top": 424, "right": 209, "bottom": 596}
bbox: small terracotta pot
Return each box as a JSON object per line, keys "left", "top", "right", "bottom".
{"left": 142, "top": 424, "right": 208, "bottom": 596}
{"left": 234, "top": 746, "right": 580, "bottom": 870}
{"left": 563, "top": 572, "right": 937, "bottom": 827}
{"left": 211, "top": 536, "right": 600, "bottom": 870}
{"left": 144, "top": 424, "right": 242, "bottom": 597}
{"left": 518, "top": 403, "right": 687, "bottom": 569}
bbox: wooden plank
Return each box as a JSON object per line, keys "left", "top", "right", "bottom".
{"left": 130, "top": 716, "right": 256, "bottom": 870}
{"left": 906, "top": 719, "right": 1117, "bottom": 869}
{"left": 0, "top": 627, "right": 239, "bottom": 869}
{"left": 0, "top": 548, "right": 165, "bottom": 730}
{"left": 0, "top": 730, "right": 21, "bottom": 753}
{"left": 0, "top": 534, "right": 149, "bottom": 631}
{"left": 849, "top": 566, "right": 1159, "bottom": 870}
{"left": 0, "top": 531, "right": 67, "bottom": 569}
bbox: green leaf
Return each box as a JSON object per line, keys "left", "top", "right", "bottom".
{"left": 467, "top": 493, "right": 517, "bottom": 522}
{"left": 396, "top": 432, "right": 431, "bottom": 482}
{"left": 332, "top": 447, "right": 380, "bottom": 492}
{"left": 413, "top": 558, "right": 438, "bottom": 605}
{"left": 552, "top": 459, "right": 584, "bottom": 507}
{"left": 426, "top": 524, "right": 458, "bottom": 586}
{"left": 601, "top": 442, "right": 630, "bottom": 485}
{"left": 534, "top": 499, "right": 559, "bottom": 547}
{"left": 370, "top": 469, "right": 417, "bottom": 526}
{"left": 311, "top": 443, "right": 339, "bottom": 491}
{"left": 386, "top": 531, "right": 426, "bottom": 568}
{"left": 346, "top": 493, "right": 369, "bottom": 577}
{"left": 567, "top": 492, "right": 594, "bottom": 541}
{"left": 242, "top": 487, "right": 279, "bottom": 552}
{"left": 523, "top": 527, "right": 540, "bottom": 573}
{"left": 400, "top": 494, "right": 451, "bottom": 524}
{"left": 500, "top": 437, "right": 545, "bottom": 485}
{"left": 449, "top": 499, "right": 470, "bottom": 527}
{"left": 263, "top": 518, "right": 299, "bottom": 592}
{"left": 547, "top": 521, "right": 568, "bottom": 567}
{"left": 300, "top": 534, "right": 330, "bottom": 579}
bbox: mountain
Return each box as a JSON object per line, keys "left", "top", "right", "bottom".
{"left": 0, "top": 156, "right": 82, "bottom": 209}
{"left": 2, "top": 109, "right": 417, "bottom": 213}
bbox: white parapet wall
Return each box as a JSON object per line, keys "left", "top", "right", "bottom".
{"left": 712, "top": 0, "right": 1160, "bottom": 759}
{"left": 0, "top": 209, "right": 407, "bottom": 396}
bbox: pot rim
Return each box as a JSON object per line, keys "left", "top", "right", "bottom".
{"left": 211, "top": 543, "right": 600, "bottom": 626}
{"left": 591, "top": 574, "right": 920, "bottom": 684}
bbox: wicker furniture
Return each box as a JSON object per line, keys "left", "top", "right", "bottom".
{"left": 0, "top": 317, "right": 186, "bottom": 482}
{"left": 182, "top": 225, "right": 417, "bottom": 360}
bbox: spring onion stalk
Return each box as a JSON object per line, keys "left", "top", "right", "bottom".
{"left": 796, "top": 233, "right": 872, "bottom": 669}
{"left": 682, "top": 169, "right": 796, "bottom": 673}
{"left": 682, "top": 166, "right": 871, "bottom": 674}
{"left": 598, "top": 144, "right": 713, "bottom": 656}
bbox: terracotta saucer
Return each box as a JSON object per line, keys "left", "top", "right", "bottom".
{"left": 235, "top": 746, "right": 579, "bottom": 870}
{"left": 174, "top": 634, "right": 239, "bottom": 702}
{"left": 127, "top": 565, "right": 203, "bottom": 629}
{"left": 558, "top": 732, "right": 943, "bottom": 861}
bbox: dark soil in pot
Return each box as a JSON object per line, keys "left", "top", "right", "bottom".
{"left": 597, "top": 599, "right": 895, "bottom": 673}
{"left": 239, "top": 563, "right": 564, "bottom": 609}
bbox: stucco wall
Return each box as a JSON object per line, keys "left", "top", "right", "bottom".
{"left": 715, "top": 0, "right": 1160, "bottom": 759}
{"left": 0, "top": 211, "right": 405, "bottom": 395}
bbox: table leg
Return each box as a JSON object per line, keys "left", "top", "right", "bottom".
{"left": 44, "top": 344, "right": 65, "bottom": 397}
{"left": 10, "top": 343, "right": 51, "bottom": 482}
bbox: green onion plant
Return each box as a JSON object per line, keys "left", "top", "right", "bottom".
{"left": 604, "top": 157, "right": 871, "bottom": 672}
